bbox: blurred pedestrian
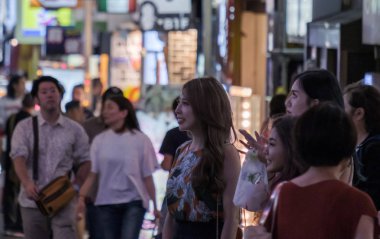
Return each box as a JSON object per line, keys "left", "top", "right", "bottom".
{"left": 10, "top": 76, "right": 90, "bottom": 239}
{"left": 344, "top": 82, "right": 380, "bottom": 209}
{"left": 0, "top": 74, "right": 26, "bottom": 137}
{"left": 91, "top": 78, "right": 103, "bottom": 117}
{"left": 267, "top": 103, "right": 377, "bottom": 239}
{"left": 65, "top": 100, "right": 85, "bottom": 124}
{"left": 82, "top": 86, "right": 124, "bottom": 143}
{"left": 77, "top": 96, "right": 160, "bottom": 239}
{"left": 72, "top": 84, "right": 94, "bottom": 120}
{"left": 3, "top": 93, "right": 34, "bottom": 236}
{"left": 163, "top": 77, "right": 240, "bottom": 239}
{"left": 259, "top": 94, "right": 287, "bottom": 139}
{"left": 81, "top": 86, "right": 124, "bottom": 239}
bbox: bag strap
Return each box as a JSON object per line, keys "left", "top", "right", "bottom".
{"left": 32, "top": 116, "right": 39, "bottom": 181}
{"left": 259, "top": 181, "right": 286, "bottom": 233}
{"left": 8, "top": 114, "right": 17, "bottom": 136}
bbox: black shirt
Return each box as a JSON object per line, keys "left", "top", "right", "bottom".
{"left": 5, "top": 110, "right": 32, "bottom": 170}
{"left": 354, "top": 133, "right": 380, "bottom": 210}
{"left": 159, "top": 127, "right": 190, "bottom": 157}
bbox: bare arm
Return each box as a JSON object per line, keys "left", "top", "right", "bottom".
{"left": 161, "top": 154, "right": 174, "bottom": 171}
{"left": 221, "top": 144, "right": 241, "bottom": 239}
{"left": 163, "top": 213, "right": 176, "bottom": 239}
{"left": 143, "top": 175, "right": 160, "bottom": 218}
{"left": 13, "top": 156, "right": 38, "bottom": 200}
{"left": 73, "top": 161, "right": 91, "bottom": 187}
{"left": 78, "top": 171, "right": 97, "bottom": 199}
{"left": 76, "top": 172, "right": 97, "bottom": 219}
{"left": 354, "top": 215, "right": 374, "bottom": 239}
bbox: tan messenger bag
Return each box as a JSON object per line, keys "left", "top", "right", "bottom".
{"left": 32, "top": 116, "right": 76, "bottom": 217}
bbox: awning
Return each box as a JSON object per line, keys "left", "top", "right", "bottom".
{"left": 307, "top": 10, "right": 361, "bottom": 49}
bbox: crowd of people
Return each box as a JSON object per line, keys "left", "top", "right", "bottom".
{"left": 0, "top": 68, "right": 379, "bottom": 239}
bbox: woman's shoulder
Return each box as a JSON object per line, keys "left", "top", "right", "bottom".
{"left": 131, "top": 130, "right": 155, "bottom": 144}
{"left": 223, "top": 143, "right": 239, "bottom": 159}
{"left": 287, "top": 179, "right": 375, "bottom": 205}
{"left": 92, "top": 129, "right": 112, "bottom": 142}
{"left": 222, "top": 143, "right": 240, "bottom": 175}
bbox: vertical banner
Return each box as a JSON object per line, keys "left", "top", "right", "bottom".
{"left": 110, "top": 30, "right": 142, "bottom": 102}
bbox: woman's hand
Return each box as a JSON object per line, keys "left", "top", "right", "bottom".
{"left": 239, "top": 129, "right": 268, "bottom": 163}
{"left": 153, "top": 208, "right": 161, "bottom": 220}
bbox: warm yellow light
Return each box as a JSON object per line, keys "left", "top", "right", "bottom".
{"left": 230, "top": 86, "right": 252, "bottom": 97}
{"left": 10, "top": 39, "right": 18, "bottom": 47}
{"left": 241, "top": 120, "right": 250, "bottom": 128}
{"left": 242, "top": 101, "right": 250, "bottom": 110}
{"left": 242, "top": 111, "right": 251, "bottom": 119}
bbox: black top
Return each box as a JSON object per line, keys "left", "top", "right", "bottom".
{"left": 159, "top": 127, "right": 190, "bottom": 157}
{"left": 5, "top": 110, "right": 32, "bottom": 170}
{"left": 83, "top": 107, "right": 94, "bottom": 120}
{"left": 354, "top": 133, "right": 380, "bottom": 210}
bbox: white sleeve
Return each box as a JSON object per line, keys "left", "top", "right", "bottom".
{"left": 140, "top": 134, "right": 159, "bottom": 178}
{"left": 90, "top": 135, "right": 101, "bottom": 173}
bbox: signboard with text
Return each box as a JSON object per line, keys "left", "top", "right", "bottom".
{"left": 138, "top": 0, "right": 191, "bottom": 31}
{"left": 110, "top": 31, "right": 142, "bottom": 102}
{"left": 97, "top": 0, "right": 136, "bottom": 13}
{"left": 363, "top": 0, "right": 380, "bottom": 45}
{"left": 45, "top": 26, "right": 81, "bottom": 55}
{"left": 16, "top": 0, "right": 72, "bottom": 44}
{"left": 31, "top": 0, "right": 78, "bottom": 8}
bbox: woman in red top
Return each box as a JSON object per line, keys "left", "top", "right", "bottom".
{"left": 273, "top": 103, "right": 378, "bottom": 239}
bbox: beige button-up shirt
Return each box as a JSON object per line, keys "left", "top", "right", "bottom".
{"left": 10, "top": 113, "right": 90, "bottom": 208}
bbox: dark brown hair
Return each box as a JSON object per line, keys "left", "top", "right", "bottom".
{"left": 270, "top": 116, "right": 305, "bottom": 188}
{"left": 106, "top": 96, "right": 140, "bottom": 132}
{"left": 294, "top": 103, "right": 356, "bottom": 166}
{"left": 293, "top": 69, "right": 344, "bottom": 108}
{"left": 183, "top": 77, "right": 236, "bottom": 195}
{"left": 344, "top": 82, "right": 380, "bottom": 134}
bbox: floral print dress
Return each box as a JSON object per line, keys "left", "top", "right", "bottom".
{"left": 166, "top": 142, "right": 223, "bottom": 222}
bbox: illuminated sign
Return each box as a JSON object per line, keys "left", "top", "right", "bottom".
{"left": 16, "top": 0, "right": 72, "bottom": 44}
{"left": 138, "top": 0, "right": 191, "bottom": 31}
{"left": 31, "top": 0, "right": 78, "bottom": 8}
{"left": 45, "top": 26, "right": 81, "bottom": 55}
{"left": 97, "top": 0, "right": 136, "bottom": 13}
{"left": 363, "top": 0, "right": 380, "bottom": 45}
{"left": 110, "top": 30, "right": 142, "bottom": 102}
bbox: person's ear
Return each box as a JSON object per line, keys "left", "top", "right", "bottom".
{"left": 353, "top": 107, "right": 365, "bottom": 121}
{"left": 122, "top": 110, "right": 128, "bottom": 118}
{"left": 310, "top": 99, "right": 319, "bottom": 107}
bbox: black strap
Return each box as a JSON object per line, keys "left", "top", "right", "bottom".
{"left": 32, "top": 116, "right": 39, "bottom": 181}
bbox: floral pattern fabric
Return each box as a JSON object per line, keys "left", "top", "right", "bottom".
{"left": 166, "top": 142, "right": 222, "bottom": 222}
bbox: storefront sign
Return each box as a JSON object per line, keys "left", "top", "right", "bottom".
{"left": 31, "top": 0, "right": 78, "bottom": 8}
{"left": 363, "top": 0, "right": 380, "bottom": 45}
{"left": 110, "top": 31, "right": 142, "bottom": 102}
{"left": 97, "top": 0, "right": 136, "bottom": 13}
{"left": 16, "top": 0, "right": 72, "bottom": 44}
{"left": 138, "top": 0, "right": 191, "bottom": 31}
{"left": 45, "top": 26, "right": 81, "bottom": 55}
